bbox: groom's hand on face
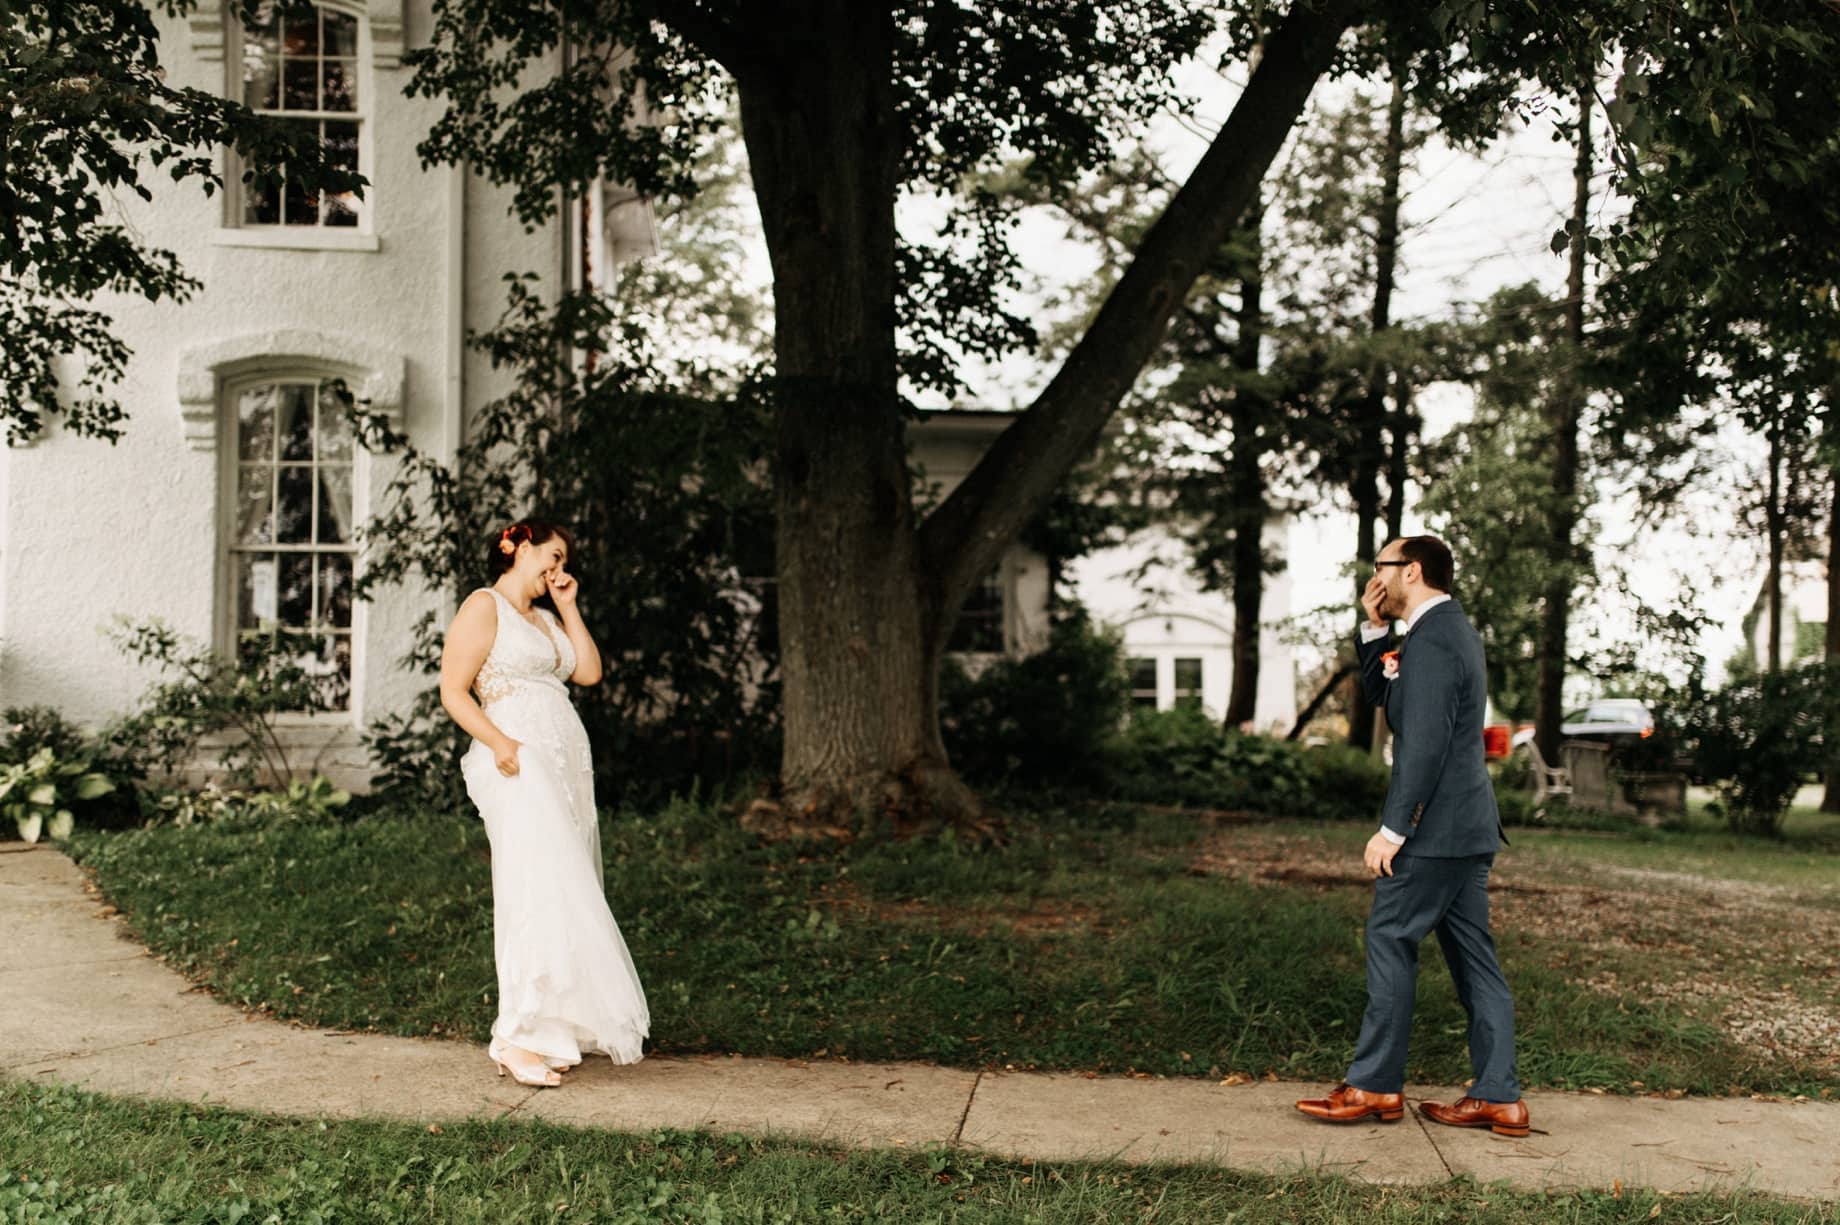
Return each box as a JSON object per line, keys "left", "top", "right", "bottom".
{"left": 1362, "top": 575, "right": 1389, "bottom": 628}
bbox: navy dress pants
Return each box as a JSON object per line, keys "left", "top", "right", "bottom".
{"left": 1345, "top": 852, "right": 1521, "bottom": 1103}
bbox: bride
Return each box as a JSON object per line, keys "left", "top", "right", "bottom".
{"left": 439, "top": 519, "right": 649, "bottom": 1087}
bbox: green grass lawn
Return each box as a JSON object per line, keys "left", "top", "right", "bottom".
{"left": 3, "top": 1078, "right": 1832, "bottom": 1225}
{"left": 63, "top": 794, "right": 1840, "bottom": 1098}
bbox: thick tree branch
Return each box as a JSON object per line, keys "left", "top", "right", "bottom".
{"left": 919, "top": 0, "right": 1363, "bottom": 600}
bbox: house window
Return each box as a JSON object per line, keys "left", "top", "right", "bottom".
{"left": 234, "top": 2, "right": 363, "bottom": 227}
{"left": 949, "top": 567, "right": 1006, "bottom": 653}
{"left": 1128, "top": 657, "right": 1158, "bottom": 711}
{"left": 226, "top": 378, "right": 357, "bottom": 710}
{"left": 1173, "top": 657, "right": 1204, "bottom": 709}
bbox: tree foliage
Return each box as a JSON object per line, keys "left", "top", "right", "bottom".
{"left": 1, "top": 0, "right": 364, "bottom": 443}
{"left": 350, "top": 281, "right": 779, "bottom": 809}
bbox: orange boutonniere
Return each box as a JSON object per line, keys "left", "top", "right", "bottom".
{"left": 1382, "top": 650, "right": 1401, "bottom": 681}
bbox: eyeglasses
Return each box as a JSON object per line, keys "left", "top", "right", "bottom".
{"left": 1374, "top": 560, "right": 1412, "bottom": 569}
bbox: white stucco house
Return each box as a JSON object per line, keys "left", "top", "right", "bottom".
{"left": 909, "top": 410, "right": 1297, "bottom": 732}
{"left": 0, "top": 0, "right": 655, "bottom": 782}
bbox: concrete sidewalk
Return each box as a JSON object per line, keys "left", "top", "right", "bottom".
{"left": 4, "top": 842, "right": 1837, "bottom": 1200}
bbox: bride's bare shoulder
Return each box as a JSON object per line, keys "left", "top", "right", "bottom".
{"left": 449, "top": 589, "right": 499, "bottom": 633}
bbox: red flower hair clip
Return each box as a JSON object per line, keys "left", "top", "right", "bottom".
{"left": 497, "top": 524, "right": 527, "bottom": 556}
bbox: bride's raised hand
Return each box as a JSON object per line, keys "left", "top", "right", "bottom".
{"left": 545, "top": 567, "right": 579, "bottom": 610}
{"left": 492, "top": 737, "right": 523, "bottom": 777}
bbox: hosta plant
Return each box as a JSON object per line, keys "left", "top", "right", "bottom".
{"left": 0, "top": 748, "right": 116, "bottom": 843}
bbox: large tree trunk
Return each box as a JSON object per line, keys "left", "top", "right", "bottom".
{"left": 737, "top": 5, "right": 973, "bottom": 830}
{"left": 1224, "top": 200, "right": 1267, "bottom": 729}
{"left": 730, "top": 0, "right": 1358, "bottom": 830}
{"left": 1349, "top": 66, "right": 1406, "bottom": 750}
{"left": 1533, "top": 69, "right": 1592, "bottom": 762}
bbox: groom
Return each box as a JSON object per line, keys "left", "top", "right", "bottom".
{"left": 1295, "top": 535, "right": 1530, "bottom": 1137}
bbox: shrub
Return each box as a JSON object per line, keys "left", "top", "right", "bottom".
{"left": 107, "top": 619, "right": 344, "bottom": 789}
{"left": 2, "top": 706, "right": 143, "bottom": 832}
{"left": 1103, "top": 706, "right": 1388, "bottom": 821}
{"left": 140, "top": 776, "right": 353, "bottom": 830}
{"left": 0, "top": 747, "right": 115, "bottom": 843}
{"left": 1683, "top": 664, "right": 1827, "bottom": 837}
{"left": 938, "top": 606, "right": 1130, "bottom": 788}
{"left": 0, "top": 706, "right": 88, "bottom": 765}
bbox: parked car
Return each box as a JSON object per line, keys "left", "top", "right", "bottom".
{"left": 1560, "top": 698, "right": 1656, "bottom": 745}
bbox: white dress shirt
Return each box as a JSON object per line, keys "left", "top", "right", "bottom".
{"left": 1366, "top": 593, "right": 1453, "bottom": 843}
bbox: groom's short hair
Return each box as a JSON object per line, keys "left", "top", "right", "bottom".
{"left": 1397, "top": 535, "right": 1454, "bottom": 592}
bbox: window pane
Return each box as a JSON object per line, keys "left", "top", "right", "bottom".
{"left": 315, "top": 382, "right": 353, "bottom": 460}
{"left": 283, "top": 10, "right": 318, "bottom": 54}
{"left": 236, "top": 465, "right": 274, "bottom": 544}
{"left": 244, "top": 174, "right": 281, "bottom": 225}
{"left": 282, "top": 57, "right": 318, "bottom": 110}
{"left": 276, "top": 467, "right": 314, "bottom": 543}
{"left": 319, "top": 553, "right": 353, "bottom": 627}
{"left": 1128, "top": 658, "right": 1157, "bottom": 691}
{"left": 324, "top": 120, "right": 360, "bottom": 226}
{"left": 236, "top": 385, "right": 277, "bottom": 460}
{"left": 282, "top": 174, "right": 318, "bottom": 225}
{"left": 275, "top": 384, "right": 314, "bottom": 460}
{"left": 278, "top": 553, "right": 314, "bottom": 627}
{"left": 322, "top": 59, "right": 356, "bottom": 112}
{"left": 1174, "top": 658, "right": 1203, "bottom": 691}
{"left": 243, "top": 45, "right": 279, "bottom": 110}
{"left": 236, "top": 554, "right": 280, "bottom": 629}
{"left": 324, "top": 634, "right": 353, "bottom": 709}
{"left": 317, "top": 467, "right": 353, "bottom": 544}
{"left": 323, "top": 9, "right": 358, "bottom": 56}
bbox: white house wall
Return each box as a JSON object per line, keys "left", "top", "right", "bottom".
{"left": 908, "top": 414, "right": 1052, "bottom": 657}
{"left": 1067, "top": 521, "right": 1298, "bottom": 733}
{"left": 0, "top": 0, "right": 564, "bottom": 786}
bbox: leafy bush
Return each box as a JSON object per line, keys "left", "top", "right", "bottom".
{"left": 346, "top": 285, "right": 782, "bottom": 808}
{"left": 938, "top": 606, "right": 1129, "bottom": 787}
{"left": 1685, "top": 664, "right": 1828, "bottom": 837}
{"left": 140, "top": 776, "right": 353, "bottom": 830}
{"left": 1104, "top": 704, "right": 1388, "bottom": 821}
{"left": 0, "top": 747, "right": 116, "bottom": 842}
{"left": 0, "top": 705, "right": 88, "bottom": 765}
{"left": 2, "top": 705, "right": 143, "bottom": 832}
{"left": 107, "top": 620, "right": 344, "bottom": 789}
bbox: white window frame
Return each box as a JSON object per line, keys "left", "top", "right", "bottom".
{"left": 216, "top": 367, "right": 371, "bottom": 725}
{"left": 216, "top": 0, "right": 379, "bottom": 252}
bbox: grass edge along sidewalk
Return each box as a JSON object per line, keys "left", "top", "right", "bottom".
{"left": 58, "top": 799, "right": 1840, "bottom": 1100}
{"left": 6, "top": 843, "right": 1840, "bottom": 1207}
{"left": 5, "top": 1077, "right": 1840, "bottom": 1225}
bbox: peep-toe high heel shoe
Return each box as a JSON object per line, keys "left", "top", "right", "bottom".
{"left": 488, "top": 1037, "right": 562, "bottom": 1087}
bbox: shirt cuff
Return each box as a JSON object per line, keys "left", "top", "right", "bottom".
{"left": 1378, "top": 825, "right": 1407, "bottom": 845}
{"left": 1360, "top": 623, "right": 1391, "bottom": 644}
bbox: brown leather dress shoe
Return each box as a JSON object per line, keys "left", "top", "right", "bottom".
{"left": 1419, "top": 1096, "right": 1531, "bottom": 1137}
{"left": 1295, "top": 1083, "right": 1405, "bottom": 1124}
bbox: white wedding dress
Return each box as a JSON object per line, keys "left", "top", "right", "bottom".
{"left": 460, "top": 587, "right": 649, "bottom": 1066}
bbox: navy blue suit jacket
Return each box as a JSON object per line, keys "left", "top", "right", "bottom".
{"left": 1357, "top": 598, "right": 1502, "bottom": 857}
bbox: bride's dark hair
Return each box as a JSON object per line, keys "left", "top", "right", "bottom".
{"left": 490, "top": 519, "right": 576, "bottom": 615}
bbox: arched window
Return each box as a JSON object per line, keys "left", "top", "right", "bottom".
{"left": 223, "top": 375, "right": 359, "bottom": 709}
{"left": 230, "top": 1, "right": 367, "bottom": 229}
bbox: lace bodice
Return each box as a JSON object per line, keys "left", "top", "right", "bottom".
{"left": 473, "top": 588, "right": 577, "bottom": 707}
